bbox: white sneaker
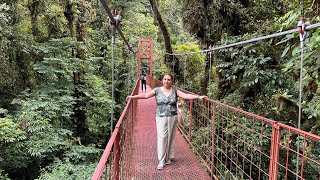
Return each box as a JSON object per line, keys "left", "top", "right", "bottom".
{"left": 157, "top": 162, "right": 165, "bottom": 170}
{"left": 165, "top": 159, "right": 172, "bottom": 165}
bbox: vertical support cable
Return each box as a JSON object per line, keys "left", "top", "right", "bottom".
{"left": 172, "top": 55, "right": 175, "bottom": 82}
{"left": 188, "top": 100, "right": 193, "bottom": 143}
{"left": 135, "top": 52, "right": 138, "bottom": 85}
{"left": 111, "top": 25, "right": 115, "bottom": 135}
{"left": 184, "top": 53, "right": 186, "bottom": 88}
{"left": 127, "top": 51, "right": 131, "bottom": 95}
{"left": 296, "top": 17, "right": 306, "bottom": 180}
{"left": 209, "top": 46, "right": 212, "bottom": 85}
{"left": 109, "top": 9, "right": 122, "bottom": 135}
{"left": 296, "top": 40, "right": 304, "bottom": 179}
{"left": 297, "top": 34, "right": 304, "bottom": 132}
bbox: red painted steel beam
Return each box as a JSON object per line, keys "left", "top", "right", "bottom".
{"left": 138, "top": 39, "right": 154, "bottom": 79}
{"left": 91, "top": 80, "right": 139, "bottom": 180}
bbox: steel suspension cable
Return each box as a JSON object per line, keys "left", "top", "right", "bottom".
{"left": 295, "top": 30, "right": 305, "bottom": 180}
{"left": 184, "top": 53, "right": 186, "bottom": 88}
{"left": 295, "top": 4, "right": 305, "bottom": 178}
{"left": 172, "top": 55, "right": 175, "bottom": 82}
{"left": 111, "top": 25, "right": 115, "bottom": 134}
{"left": 208, "top": 51, "right": 212, "bottom": 85}
{"left": 166, "top": 23, "right": 320, "bottom": 56}
{"left": 295, "top": 18, "right": 308, "bottom": 180}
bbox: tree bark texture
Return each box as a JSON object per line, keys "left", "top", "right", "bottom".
{"left": 148, "top": 0, "right": 174, "bottom": 68}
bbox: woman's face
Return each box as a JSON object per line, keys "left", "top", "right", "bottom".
{"left": 162, "top": 75, "right": 172, "bottom": 88}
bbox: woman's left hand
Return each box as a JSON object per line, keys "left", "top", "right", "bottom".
{"left": 199, "top": 96, "right": 207, "bottom": 100}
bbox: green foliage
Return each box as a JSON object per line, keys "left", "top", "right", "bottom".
{"left": 36, "top": 144, "right": 100, "bottom": 179}
{"left": 0, "top": 169, "right": 9, "bottom": 180}
{"left": 192, "top": 126, "right": 211, "bottom": 158}
{"left": 173, "top": 43, "right": 205, "bottom": 90}
{"left": 1, "top": 0, "right": 319, "bottom": 179}
{"left": 0, "top": 108, "right": 8, "bottom": 116}
{"left": 0, "top": 94, "right": 74, "bottom": 177}
{"left": 36, "top": 161, "right": 97, "bottom": 180}
{"left": 121, "top": 1, "right": 158, "bottom": 45}
{"left": 83, "top": 73, "right": 112, "bottom": 136}
{"left": 0, "top": 118, "right": 25, "bottom": 144}
{"left": 63, "top": 145, "right": 100, "bottom": 163}
{"left": 11, "top": 95, "right": 73, "bottom": 153}
{"left": 277, "top": 18, "right": 320, "bottom": 124}
{"left": 305, "top": 93, "right": 320, "bottom": 119}
{"left": 220, "top": 90, "right": 243, "bottom": 108}
{"left": 0, "top": 3, "right": 23, "bottom": 106}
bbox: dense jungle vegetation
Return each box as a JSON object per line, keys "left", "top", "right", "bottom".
{"left": 0, "top": 0, "right": 319, "bottom": 179}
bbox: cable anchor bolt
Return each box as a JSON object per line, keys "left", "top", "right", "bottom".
{"left": 297, "top": 16, "right": 306, "bottom": 42}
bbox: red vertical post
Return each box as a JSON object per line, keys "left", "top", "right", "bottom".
{"left": 273, "top": 126, "right": 281, "bottom": 180}
{"left": 188, "top": 100, "right": 193, "bottom": 142}
{"left": 268, "top": 123, "right": 276, "bottom": 180}
{"left": 113, "top": 134, "right": 120, "bottom": 180}
{"left": 149, "top": 41, "right": 153, "bottom": 78}
{"left": 137, "top": 41, "right": 141, "bottom": 80}
{"left": 211, "top": 102, "right": 216, "bottom": 178}
{"left": 137, "top": 40, "right": 141, "bottom": 91}
{"left": 268, "top": 123, "right": 281, "bottom": 180}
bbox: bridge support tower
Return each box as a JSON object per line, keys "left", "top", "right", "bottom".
{"left": 138, "top": 39, "right": 154, "bottom": 79}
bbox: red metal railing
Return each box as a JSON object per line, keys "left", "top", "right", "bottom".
{"left": 184, "top": 99, "right": 319, "bottom": 180}
{"left": 92, "top": 77, "right": 320, "bottom": 180}
{"left": 91, "top": 80, "right": 139, "bottom": 180}
{"left": 272, "top": 123, "right": 320, "bottom": 180}
{"left": 148, "top": 78, "right": 320, "bottom": 180}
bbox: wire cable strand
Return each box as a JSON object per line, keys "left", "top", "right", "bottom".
{"left": 166, "top": 23, "right": 320, "bottom": 56}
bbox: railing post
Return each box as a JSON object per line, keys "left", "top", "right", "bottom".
{"left": 114, "top": 133, "right": 120, "bottom": 180}
{"left": 188, "top": 99, "right": 193, "bottom": 142}
{"left": 268, "top": 123, "right": 281, "bottom": 180}
{"left": 211, "top": 102, "right": 216, "bottom": 179}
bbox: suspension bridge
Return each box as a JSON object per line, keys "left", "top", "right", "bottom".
{"left": 91, "top": 1, "right": 320, "bottom": 180}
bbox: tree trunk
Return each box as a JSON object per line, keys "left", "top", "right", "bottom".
{"left": 200, "top": 53, "right": 210, "bottom": 95}
{"left": 64, "top": 2, "right": 75, "bottom": 38}
{"left": 28, "top": 0, "right": 40, "bottom": 37}
{"left": 148, "top": 0, "right": 174, "bottom": 69}
{"left": 64, "top": 1, "right": 89, "bottom": 144}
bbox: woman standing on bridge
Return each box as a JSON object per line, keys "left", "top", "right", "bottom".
{"left": 127, "top": 74, "right": 207, "bottom": 170}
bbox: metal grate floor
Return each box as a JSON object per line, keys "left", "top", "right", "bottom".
{"left": 123, "top": 86, "right": 211, "bottom": 180}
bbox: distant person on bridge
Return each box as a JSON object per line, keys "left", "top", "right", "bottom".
{"left": 127, "top": 74, "right": 207, "bottom": 170}
{"left": 141, "top": 70, "right": 147, "bottom": 92}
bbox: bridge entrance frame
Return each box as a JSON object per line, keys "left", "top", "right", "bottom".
{"left": 138, "top": 39, "right": 154, "bottom": 79}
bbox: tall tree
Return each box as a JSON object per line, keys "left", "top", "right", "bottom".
{"left": 178, "top": 0, "right": 287, "bottom": 95}
{"left": 148, "top": 0, "right": 174, "bottom": 69}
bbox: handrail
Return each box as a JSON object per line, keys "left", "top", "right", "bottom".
{"left": 91, "top": 80, "right": 139, "bottom": 180}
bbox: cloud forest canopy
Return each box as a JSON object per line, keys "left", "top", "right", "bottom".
{"left": 0, "top": 0, "right": 319, "bottom": 179}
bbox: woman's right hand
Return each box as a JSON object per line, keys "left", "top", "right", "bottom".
{"left": 126, "top": 96, "right": 132, "bottom": 102}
